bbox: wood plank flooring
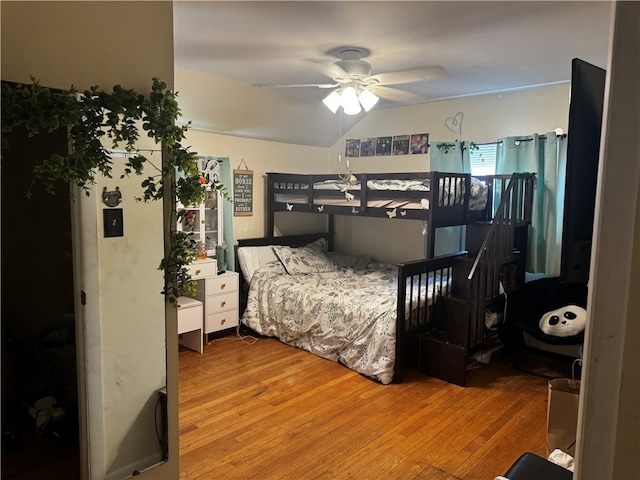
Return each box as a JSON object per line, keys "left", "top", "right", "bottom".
{"left": 178, "top": 330, "right": 550, "bottom": 479}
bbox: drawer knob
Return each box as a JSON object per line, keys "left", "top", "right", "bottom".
{"left": 221, "top": 301, "right": 226, "bottom": 307}
{"left": 221, "top": 318, "right": 226, "bottom": 325}
{"left": 220, "top": 283, "right": 226, "bottom": 290}
{"left": 195, "top": 269, "right": 201, "bottom": 275}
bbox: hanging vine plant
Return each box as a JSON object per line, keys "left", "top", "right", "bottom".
{"left": 1, "top": 76, "right": 226, "bottom": 305}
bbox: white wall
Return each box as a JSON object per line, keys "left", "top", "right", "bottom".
{"left": 1, "top": 2, "right": 178, "bottom": 479}
{"left": 328, "top": 83, "right": 570, "bottom": 164}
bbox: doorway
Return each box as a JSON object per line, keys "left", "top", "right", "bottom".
{"left": 1, "top": 125, "right": 80, "bottom": 479}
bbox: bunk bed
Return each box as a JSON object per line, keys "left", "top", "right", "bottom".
{"left": 238, "top": 171, "right": 535, "bottom": 385}
{"left": 266, "top": 171, "right": 490, "bottom": 258}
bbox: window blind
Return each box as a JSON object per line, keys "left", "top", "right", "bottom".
{"left": 470, "top": 143, "right": 498, "bottom": 176}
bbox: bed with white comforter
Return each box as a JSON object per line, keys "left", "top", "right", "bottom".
{"left": 240, "top": 242, "right": 447, "bottom": 384}
{"left": 242, "top": 261, "right": 398, "bottom": 384}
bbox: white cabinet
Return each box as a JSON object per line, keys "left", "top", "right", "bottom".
{"left": 177, "top": 189, "right": 223, "bottom": 257}
{"left": 204, "top": 273, "right": 239, "bottom": 334}
{"left": 186, "top": 261, "right": 239, "bottom": 339}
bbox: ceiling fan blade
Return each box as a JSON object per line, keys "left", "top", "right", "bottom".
{"left": 369, "top": 66, "right": 447, "bottom": 86}
{"left": 255, "top": 83, "right": 338, "bottom": 89}
{"left": 371, "top": 86, "right": 426, "bottom": 103}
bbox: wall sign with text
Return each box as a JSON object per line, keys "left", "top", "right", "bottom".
{"left": 233, "top": 160, "right": 253, "bottom": 216}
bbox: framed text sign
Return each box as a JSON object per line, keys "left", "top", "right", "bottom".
{"left": 233, "top": 160, "right": 253, "bottom": 216}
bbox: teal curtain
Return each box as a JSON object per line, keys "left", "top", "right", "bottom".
{"left": 429, "top": 141, "right": 471, "bottom": 256}
{"left": 496, "top": 133, "right": 566, "bottom": 275}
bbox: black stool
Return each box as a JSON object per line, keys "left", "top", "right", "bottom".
{"left": 503, "top": 452, "right": 572, "bottom": 480}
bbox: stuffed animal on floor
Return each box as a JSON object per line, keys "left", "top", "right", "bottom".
{"left": 539, "top": 305, "right": 587, "bottom": 337}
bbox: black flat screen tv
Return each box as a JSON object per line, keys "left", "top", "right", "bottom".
{"left": 560, "top": 58, "right": 606, "bottom": 284}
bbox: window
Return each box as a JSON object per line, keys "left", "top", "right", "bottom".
{"left": 470, "top": 142, "right": 497, "bottom": 176}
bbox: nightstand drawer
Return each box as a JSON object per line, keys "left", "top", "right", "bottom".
{"left": 206, "top": 274, "right": 238, "bottom": 294}
{"left": 206, "top": 292, "right": 238, "bottom": 313}
{"left": 187, "top": 259, "right": 218, "bottom": 279}
{"left": 205, "top": 310, "right": 238, "bottom": 333}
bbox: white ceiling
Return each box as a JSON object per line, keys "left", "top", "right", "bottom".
{"left": 173, "top": 1, "right": 613, "bottom": 147}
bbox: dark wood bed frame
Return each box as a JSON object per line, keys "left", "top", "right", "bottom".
{"left": 237, "top": 171, "right": 536, "bottom": 384}
{"left": 235, "top": 232, "right": 465, "bottom": 383}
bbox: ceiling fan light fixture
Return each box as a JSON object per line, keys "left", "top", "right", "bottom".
{"left": 340, "top": 86, "right": 361, "bottom": 115}
{"left": 322, "top": 90, "right": 342, "bottom": 113}
{"left": 358, "top": 88, "right": 379, "bottom": 112}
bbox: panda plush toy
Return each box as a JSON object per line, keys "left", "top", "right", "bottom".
{"left": 539, "top": 305, "right": 587, "bottom": 337}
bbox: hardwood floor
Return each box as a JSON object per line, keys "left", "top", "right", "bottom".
{"left": 178, "top": 330, "right": 550, "bottom": 479}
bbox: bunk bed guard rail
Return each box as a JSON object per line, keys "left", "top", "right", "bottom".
{"left": 266, "top": 171, "right": 472, "bottom": 239}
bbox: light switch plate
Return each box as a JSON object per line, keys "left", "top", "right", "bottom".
{"left": 103, "top": 208, "right": 124, "bottom": 237}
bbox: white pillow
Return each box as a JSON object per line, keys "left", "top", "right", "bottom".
{"left": 272, "top": 244, "right": 336, "bottom": 275}
{"left": 237, "top": 246, "right": 279, "bottom": 283}
{"left": 306, "top": 237, "right": 328, "bottom": 252}
{"left": 327, "top": 251, "right": 371, "bottom": 269}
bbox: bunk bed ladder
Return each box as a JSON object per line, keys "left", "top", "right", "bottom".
{"left": 418, "top": 173, "right": 535, "bottom": 386}
{"left": 466, "top": 173, "right": 536, "bottom": 349}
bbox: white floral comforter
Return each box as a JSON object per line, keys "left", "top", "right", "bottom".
{"left": 313, "top": 178, "right": 430, "bottom": 192}
{"left": 242, "top": 261, "right": 441, "bottom": 385}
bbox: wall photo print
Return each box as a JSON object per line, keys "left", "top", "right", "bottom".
{"left": 376, "top": 136, "right": 392, "bottom": 156}
{"left": 410, "top": 133, "right": 429, "bottom": 154}
{"left": 345, "top": 138, "right": 361, "bottom": 158}
{"left": 360, "top": 138, "right": 375, "bottom": 157}
{"left": 392, "top": 135, "right": 410, "bottom": 155}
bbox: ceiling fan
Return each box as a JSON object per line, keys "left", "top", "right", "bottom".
{"left": 257, "top": 47, "right": 447, "bottom": 114}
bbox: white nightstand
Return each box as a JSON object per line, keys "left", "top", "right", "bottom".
{"left": 203, "top": 271, "right": 239, "bottom": 336}
{"left": 186, "top": 260, "right": 239, "bottom": 343}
